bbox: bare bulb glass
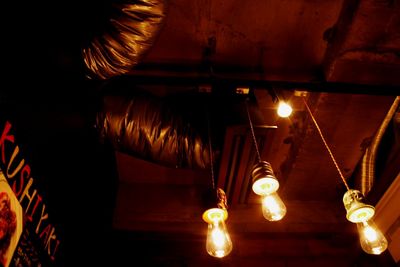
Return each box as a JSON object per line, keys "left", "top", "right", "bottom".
{"left": 206, "top": 218, "right": 233, "bottom": 258}
{"left": 357, "top": 220, "right": 388, "bottom": 255}
{"left": 277, "top": 101, "right": 292, "bottom": 117}
{"left": 262, "top": 192, "right": 287, "bottom": 221}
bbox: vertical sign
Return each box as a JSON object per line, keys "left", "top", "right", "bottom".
{"left": 0, "top": 120, "right": 60, "bottom": 267}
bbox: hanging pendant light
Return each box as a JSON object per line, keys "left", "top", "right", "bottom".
{"left": 202, "top": 104, "right": 232, "bottom": 258}
{"left": 202, "top": 188, "right": 233, "bottom": 258}
{"left": 303, "top": 97, "right": 388, "bottom": 255}
{"left": 252, "top": 161, "right": 286, "bottom": 221}
{"left": 343, "top": 190, "right": 388, "bottom": 255}
{"left": 246, "top": 99, "right": 287, "bottom": 221}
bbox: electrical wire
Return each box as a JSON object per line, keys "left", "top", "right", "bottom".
{"left": 206, "top": 105, "right": 216, "bottom": 190}
{"left": 245, "top": 99, "right": 262, "bottom": 163}
{"left": 302, "top": 97, "right": 351, "bottom": 191}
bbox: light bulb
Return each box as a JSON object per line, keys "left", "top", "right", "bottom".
{"left": 261, "top": 192, "right": 287, "bottom": 221}
{"left": 203, "top": 208, "right": 232, "bottom": 258}
{"left": 251, "top": 161, "right": 287, "bottom": 221}
{"left": 277, "top": 101, "right": 292, "bottom": 117}
{"left": 206, "top": 219, "right": 233, "bottom": 258}
{"left": 357, "top": 220, "right": 388, "bottom": 255}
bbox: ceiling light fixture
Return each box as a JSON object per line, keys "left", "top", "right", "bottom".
{"left": 202, "top": 188, "right": 233, "bottom": 258}
{"left": 202, "top": 107, "right": 233, "bottom": 258}
{"left": 270, "top": 89, "right": 293, "bottom": 118}
{"left": 246, "top": 99, "right": 287, "bottom": 221}
{"left": 277, "top": 101, "right": 293, "bottom": 118}
{"left": 302, "top": 97, "right": 388, "bottom": 255}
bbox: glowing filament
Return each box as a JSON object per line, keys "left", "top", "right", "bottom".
{"left": 262, "top": 192, "right": 287, "bottom": 221}
{"left": 277, "top": 102, "right": 292, "bottom": 117}
{"left": 357, "top": 220, "right": 388, "bottom": 255}
{"left": 203, "top": 208, "right": 233, "bottom": 258}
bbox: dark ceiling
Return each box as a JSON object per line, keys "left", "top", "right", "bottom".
{"left": 2, "top": 0, "right": 400, "bottom": 266}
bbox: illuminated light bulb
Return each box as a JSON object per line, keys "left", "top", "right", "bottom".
{"left": 262, "top": 191, "right": 287, "bottom": 221}
{"left": 252, "top": 161, "right": 287, "bottom": 221}
{"left": 357, "top": 220, "right": 388, "bottom": 255}
{"left": 342, "top": 189, "right": 388, "bottom": 254}
{"left": 202, "top": 208, "right": 233, "bottom": 258}
{"left": 277, "top": 101, "right": 292, "bottom": 117}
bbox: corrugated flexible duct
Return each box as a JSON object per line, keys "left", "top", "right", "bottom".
{"left": 96, "top": 93, "right": 211, "bottom": 169}
{"left": 82, "top": 0, "right": 166, "bottom": 79}
{"left": 360, "top": 96, "right": 400, "bottom": 196}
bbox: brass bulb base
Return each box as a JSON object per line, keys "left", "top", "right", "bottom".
{"left": 202, "top": 208, "right": 228, "bottom": 223}
{"left": 202, "top": 188, "right": 229, "bottom": 223}
{"left": 343, "top": 189, "right": 375, "bottom": 223}
{"left": 251, "top": 161, "right": 279, "bottom": 195}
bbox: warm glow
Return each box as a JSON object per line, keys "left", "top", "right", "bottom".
{"left": 252, "top": 176, "right": 279, "bottom": 196}
{"left": 205, "top": 217, "right": 233, "bottom": 258}
{"left": 277, "top": 102, "right": 292, "bottom": 117}
{"left": 211, "top": 227, "right": 225, "bottom": 247}
{"left": 357, "top": 220, "right": 388, "bottom": 255}
{"left": 261, "top": 192, "right": 287, "bottom": 221}
{"left": 363, "top": 225, "right": 378, "bottom": 242}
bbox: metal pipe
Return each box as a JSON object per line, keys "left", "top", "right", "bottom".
{"left": 96, "top": 93, "right": 211, "bottom": 169}
{"left": 360, "top": 96, "right": 400, "bottom": 195}
{"left": 82, "top": 0, "right": 166, "bottom": 79}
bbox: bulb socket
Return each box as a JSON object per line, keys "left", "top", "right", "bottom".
{"left": 202, "top": 208, "right": 228, "bottom": 223}
{"left": 203, "top": 187, "right": 228, "bottom": 209}
{"left": 202, "top": 188, "right": 229, "bottom": 223}
{"left": 216, "top": 188, "right": 228, "bottom": 210}
{"left": 343, "top": 189, "right": 375, "bottom": 223}
{"left": 251, "top": 161, "right": 279, "bottom": 195}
